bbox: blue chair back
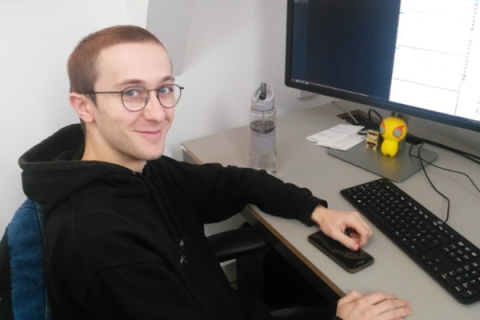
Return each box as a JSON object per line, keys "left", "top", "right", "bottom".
{"left": 0, "top": 199, "right": 51, "bottom": 320}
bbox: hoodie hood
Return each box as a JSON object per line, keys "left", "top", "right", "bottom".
{"left": 18, "top": 124, "right": 135, "bottom": 215}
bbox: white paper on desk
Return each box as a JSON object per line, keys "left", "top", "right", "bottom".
{"left": 307, "top": 124, "right": 365, "bottom": 151}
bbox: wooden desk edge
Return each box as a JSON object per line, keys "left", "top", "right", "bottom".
{"left": 242, "top": 205, "right": 345, "bottom": 298}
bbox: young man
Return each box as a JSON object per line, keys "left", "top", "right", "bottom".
{"left": 19, "top": 26, "right": 412, "bottom": 320}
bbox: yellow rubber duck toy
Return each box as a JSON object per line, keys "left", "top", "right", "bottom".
{"left": 379, "top": 116, "right": 408, "bottom": 157}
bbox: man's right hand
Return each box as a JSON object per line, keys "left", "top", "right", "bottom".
{"left": 336, "top": 290, "right": 413, "bottom": 320}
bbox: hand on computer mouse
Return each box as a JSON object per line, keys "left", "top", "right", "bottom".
{"left": 310, "top": 206, "right": 372, "bottom": 251}
{"left": 336, "top": 290, "right": 413, "bottom": 320}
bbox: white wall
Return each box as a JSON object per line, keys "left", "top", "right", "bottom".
{"left": 0, "top": 1, "right": 331, "bottom": 233}
{"left": 156, "top": 0, "right": 331, "bottom": 160}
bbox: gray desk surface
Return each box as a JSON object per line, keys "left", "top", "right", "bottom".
{"left": 181, "top": 102, "right": 480, "bottom": 319}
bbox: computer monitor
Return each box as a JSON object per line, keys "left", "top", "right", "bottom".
{"left": 285, "top": 0, "right": 480, "bottom": 181}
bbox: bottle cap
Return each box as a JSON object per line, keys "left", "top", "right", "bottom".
{"left": 251, "top": 83, "right": 275, "bottom": 112}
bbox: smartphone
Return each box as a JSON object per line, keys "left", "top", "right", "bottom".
{"left": 308, "top": 230, "right": 374, "bottom": 273}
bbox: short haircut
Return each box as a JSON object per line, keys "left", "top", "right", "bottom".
{"left": 68, "top": 25, "right": 164, "bottom": 96}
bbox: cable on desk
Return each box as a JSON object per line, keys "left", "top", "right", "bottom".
{"left": 406, "top": 133, "right": 480, "bottom": 165}
{"left": 408, "top": 143, "right": 451, "bottom": 223}
{"left": 408, "top": 142, "right": 480, "bottom": 224}
{"left": 367, "top": 109, "right": 383, "bottom": 125}
{"left": 408, "top": 143, "right": 480, "bottom": 195}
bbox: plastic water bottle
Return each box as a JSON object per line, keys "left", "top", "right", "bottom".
{"left": 248, "top": 83, "right": 277, "bottom": 175}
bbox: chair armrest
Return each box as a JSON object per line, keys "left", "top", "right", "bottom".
{"left": 207, "top": 226, "right": 268, "bottom": 263}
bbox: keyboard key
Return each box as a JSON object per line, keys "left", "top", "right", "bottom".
{"left": 462, "top": 288, "right": 479, "bottom": 298}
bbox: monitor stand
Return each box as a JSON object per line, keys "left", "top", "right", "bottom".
{"left": 327, "top": 142, "right": 438, "bottom": 182}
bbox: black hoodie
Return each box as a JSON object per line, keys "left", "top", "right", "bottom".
{"left": 19, "top": 124, "right": 328, "bottom": 320}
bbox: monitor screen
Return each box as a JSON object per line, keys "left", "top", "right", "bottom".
{"left": 285, "top": 0, "right": 480, "bottom": 133}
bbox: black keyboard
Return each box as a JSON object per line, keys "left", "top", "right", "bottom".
{"left": 341, "top": 178, "right": 480, "bottom": 304}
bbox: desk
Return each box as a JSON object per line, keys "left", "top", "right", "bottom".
{"left": 181, "top": 102, "right": 480, "bottom": 319}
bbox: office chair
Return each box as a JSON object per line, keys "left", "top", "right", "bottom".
{"left": 0, "top": 199, "right": 330, "bottom": 320}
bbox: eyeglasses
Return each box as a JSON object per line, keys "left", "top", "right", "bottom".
{"left": 85, "top": 84, "right": 184, "bottom": 112}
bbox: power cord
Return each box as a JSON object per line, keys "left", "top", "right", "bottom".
{"left": 367, "top": 109, "right": 383, "bottom": 125}
{"left": 406, "top": 133, "right": 480, "bottom": 165}
{"left": 410, "top": 143, "right": 480, "bottom": 194}
{"left": 409, "top": 143, "right": 451, "bottom": 223}
{"left": 408, "top": 142, "right": 480, "bottom": 224}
